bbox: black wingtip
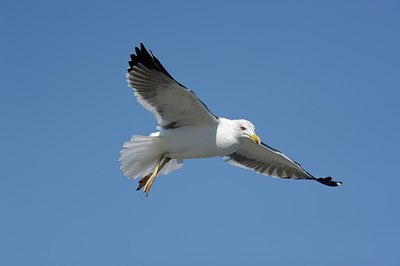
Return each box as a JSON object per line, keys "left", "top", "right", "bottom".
{"left": 315, "top": 176, "right": 342, "bottom": 187}
{"left": 127, "top": 43, "right": 175, "bottom": 80}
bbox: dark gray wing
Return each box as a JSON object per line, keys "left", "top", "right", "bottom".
{"left": 127, "top": 43, "right": 218, "bottom": 129}
{"left": 223, "top": 140, "right": 341, "bottom": 187}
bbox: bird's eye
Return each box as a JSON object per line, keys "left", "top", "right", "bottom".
{"left": 240, "top": 126, "right": 246, "bottom": 131}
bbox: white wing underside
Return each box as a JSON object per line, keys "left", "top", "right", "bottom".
{"left": 223, "top": 140, "right": 313, "bottom": 180}
{"left": 127, "top": 58, "right": 217, "bottom": 130}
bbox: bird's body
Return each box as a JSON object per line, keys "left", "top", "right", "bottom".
{"left": 160, "top": 117, "right": 246, "bottom": 159}
{"left": 120, "top": 43, "right": 341, "bottom": 195}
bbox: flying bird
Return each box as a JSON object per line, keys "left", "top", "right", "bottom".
{"left": 120, "top": 43, "right": 342, "bottom": 196}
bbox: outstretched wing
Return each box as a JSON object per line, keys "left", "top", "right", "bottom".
{"left": 223, "top": 140, "right": 341, "bottom": 187}
{"left": 127, "top": 43, "right": 218, "bottom": 130}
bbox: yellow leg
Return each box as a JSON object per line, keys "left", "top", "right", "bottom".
{"left": 141, "top": 156, "right": 171, "bottom": 196}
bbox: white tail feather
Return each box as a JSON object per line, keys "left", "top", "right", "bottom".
{"left": 119, "top": 134, "right": 183, "bottom": 179}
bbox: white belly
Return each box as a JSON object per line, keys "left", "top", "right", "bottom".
{"left": 159, "top": 125, "right": 240, "bottom": 160}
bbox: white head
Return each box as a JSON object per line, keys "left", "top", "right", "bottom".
{"left": 234, "top": 119, "right": 261, "bottom": 145}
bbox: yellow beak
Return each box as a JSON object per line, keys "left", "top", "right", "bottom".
{"left": 248, "top": 133, "right": 261, "bottom": 145}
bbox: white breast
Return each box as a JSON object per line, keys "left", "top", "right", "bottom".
{"left": 159, "top": 118, "right": 240, "bottom": 160}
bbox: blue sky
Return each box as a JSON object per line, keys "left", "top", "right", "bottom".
{"left": 1, "top": 1, "right": 400, "bottom": 265}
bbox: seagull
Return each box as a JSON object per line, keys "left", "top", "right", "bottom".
{"left": 119, "top": 43, "right": 342, "bottom": 196}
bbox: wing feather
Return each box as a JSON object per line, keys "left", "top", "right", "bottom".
{"left": 223, "top": 140, "right": 342, "bottom": 187}
{"left": 127, "top": 43, "right": 218, "bottom": 129}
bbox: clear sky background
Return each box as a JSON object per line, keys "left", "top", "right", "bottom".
{"left": 1, "top": 1, "right": 400, "bottom": 265}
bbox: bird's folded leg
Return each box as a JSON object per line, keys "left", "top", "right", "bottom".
{"left": 137, "top": 174, "right": 151, "bottom": 191}
{"left": 139, "top": 156, "right": 171, "bottom": 196}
